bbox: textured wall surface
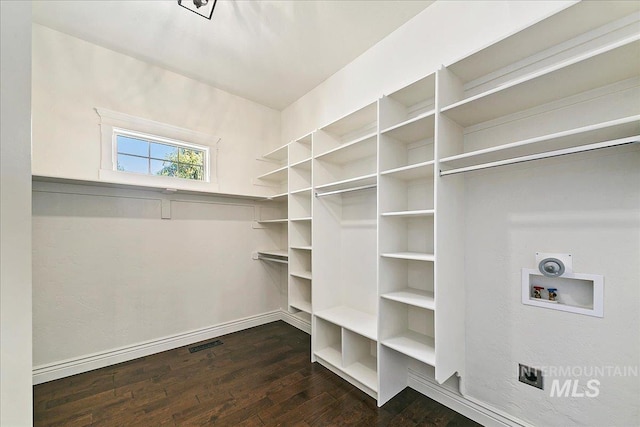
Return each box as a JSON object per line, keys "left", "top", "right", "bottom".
{"left": 464, "top": 147, "right": 640, "bottom": 426}
{"left": 32, "top": 183, "right": 287, "bottom": 366}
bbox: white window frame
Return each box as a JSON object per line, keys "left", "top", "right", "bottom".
{"left": 112, "top": 127, "right": 210, "bottom": 182}
{"left": 96, "top": 108, "right": 219, "bottom": 192}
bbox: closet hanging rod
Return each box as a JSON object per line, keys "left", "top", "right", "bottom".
{"left": 440, "top": 136, "right": 639, "bottom": 177}
{"left": 257, "top": 254, "right": 288, "bottom": 264}
{"left": 315, "top": 184, "right": 377, "bottom": 198}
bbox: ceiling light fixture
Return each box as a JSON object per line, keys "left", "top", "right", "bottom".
{"left": 178, "top": 0, "right": 217, "bottom": 20}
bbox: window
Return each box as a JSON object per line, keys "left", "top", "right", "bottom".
{"left": 114, "top": 130, "right": 207, "bottom": 181}
{"left": 97, "top": 108, "right": 218, "bottom": 191}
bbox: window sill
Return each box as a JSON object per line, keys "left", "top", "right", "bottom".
{"left": 33, "top": 173, "right": 264, "bottom": 201}
{"left": 99, "top": 169, "right": 218, "bottom": 192}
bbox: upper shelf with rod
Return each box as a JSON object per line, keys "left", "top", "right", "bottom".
{"left": 441, "top": 36, "right": 640, "bottom": 128}
{"left": 443, "top": 1, "right": 640, "bottom": 102}
{"left": 440, "top": 116, "right": 640, "bottom": 174}
{"left": 315, "top": 174, "right": 377, "bottom": 198}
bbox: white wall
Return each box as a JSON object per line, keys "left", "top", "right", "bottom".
{"left": 32, "top": 182, "right": 286, "bottom": 369}
{"left": 281, "top": 0, "right": 574, "bottom": 142}
{"left": 31, "top": 25, "right": 288, "bottom": 373}
{"left": 0, "top": 1, "right": 33, "bottom": 424}
{"left": 32, "top": 24, "right": 281, "bottom": 196}
{"left": 281, "top": 1, "right": 640, "bottom": 426}
{"left": 464, "top": 147, "right": 640, "bottom": 427}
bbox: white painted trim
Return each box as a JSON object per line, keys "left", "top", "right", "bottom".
{"left": 95, "top": 107, "right": 219, "bottom": 189}
{"left": 95, "top": 108, "right": 214, "bottom": 144}
{"left": 280, "top": 310, "right": 311, "bottom": 334}
{"left": 99, "top": 168, "right": 220, "bottom": 193}
{"left": 33, "top": 310, "right": 282, "bottom": 385}
{"left": 407, "top": 369, "right": 534, "bottom": 427}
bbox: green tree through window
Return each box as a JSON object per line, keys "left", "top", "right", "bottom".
{"left": 116, "top": 133, "right": 206, "bottom": 181}
{"left": 157, "top": 148, "right": 204, "bottom": 180}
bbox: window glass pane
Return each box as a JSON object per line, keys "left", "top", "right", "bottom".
{"left": 150, "top": 142, "right": 178, "bottom": 160}
{"left": 117, "top": 154, "right": 149, "bottom": 174}
{"left": 151, "top": 159, "right": 178, "bottom": 177}
{"left": 178, "top": 148, "right": 204, "bottom": 165}
{"left": 178, "top": 163, "right": 204, "bottom": 180}
{"left": 115, "top": 131, "right": 207, "bottom": 181}
{"left": 117, "top": 135, "right": 148, "bottom": 156}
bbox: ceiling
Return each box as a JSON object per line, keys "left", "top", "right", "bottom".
{"left": 32, "top": 0, "right": 434, "bottom": 110}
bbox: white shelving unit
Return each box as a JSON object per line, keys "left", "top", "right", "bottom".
{"left": 381, "top": 289, "right": 435, "bottom": 311}
{"left": 313, "top": 311, "right": 378, "bottom": 397}
{"left": 432, "top": 0, "right": 639, "bottom": 394}
{"left": 439, "top": 115, "right": 640, "bottom": 175}
{"left": 288, "top": 133, "right": 314, "bottom": 320}
{"left": 441, "top": 37, "right": 640, "bottom": 128}
{"left": 289, "top": 189, "right": 312, "bottom": 220}
{"left": 255, "top": 144, "right": 289, "bottom": 266}
{"left": 377, "top": 72, "right": 444, "bottom": 404}
{"left": 256, "top": 143, "right": 288, "bottom": 198}
{"left": 257, "top": 2, "right": 640, "bottom": 409}
{"left": 312, "top": 102, "right": 379, "bottom": 398}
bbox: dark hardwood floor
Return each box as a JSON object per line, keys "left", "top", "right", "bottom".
{"left": 34, "top": 321, "right": 480, "bottom": 426}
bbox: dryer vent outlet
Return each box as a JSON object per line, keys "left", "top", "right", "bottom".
{"left": 519, "top": 364, "right": 543, "bottom": 389}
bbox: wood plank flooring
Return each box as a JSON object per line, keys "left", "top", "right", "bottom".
{"left": 34, "top": 321, "right": 481, "bottom": 426}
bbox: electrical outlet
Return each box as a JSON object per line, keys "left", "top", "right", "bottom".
{"left": 519, "top": 364, "right": 543, "bottom": 389}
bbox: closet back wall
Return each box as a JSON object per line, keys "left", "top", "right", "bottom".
{"left": 32, "top": 184, "right": 285, "bottom": 368}
{"left": 31, "top": 24, "right": 285, "bottom": 375}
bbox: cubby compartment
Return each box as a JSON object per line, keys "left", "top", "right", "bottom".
{"left": 289, "top": 219, "right": 312, "bottom": 249}
{"left": 289, "top": 275, "right": 312, "bottom": 314}
{"left": 342, "top": 329, "right": 378, "bottom": 392}
{"left": 380, "top": 216, "right": 434, "bottom": 260}
{"left": 256, "top": 143, "right": 289, "bottom": 197}
{"left": 314, "top": 317, "right": 342, "bottom": 367}
{"left": 289, "top": 248, "right": 311, "bottom": 277}
{"left": 315, "top": 102, "right": 377, "bottom": 156}
{"left": 312, "top": 317, "right": 377, "bottom": 398}
{"left": 314, "top": 147, "right": 376, "bottom": 189}
{"left": 380, "top": 73, "right": 436, "bottom": 132}
{"left": 379, "top": 258, "right": 434, "bottom": 309}
{"left": 289, "top": 190, "right": 312, "bottom": 219}
{"left": 289, "top": 134, "right": 312, "bottom": 164}
{"left": 379, "top": 175, "right": 434, "bottom": 216}
{"left": 380, "top": 298, "right": 435, "bottom": 366}
{"left": 289, "top": 159, "right": 312, "bottom": 193}
{"left": 379, "top": 132, "right": 434, "bottom": 172}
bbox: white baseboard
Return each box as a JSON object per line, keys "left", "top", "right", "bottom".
{"left": 407, "top": 369, "right": 533, "bottom": 427}
{"left": 33, "top": 310, "right": 283, "bottom": 385}
{"left": 279, "top": 311, "right": 311, "bottom": 334}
